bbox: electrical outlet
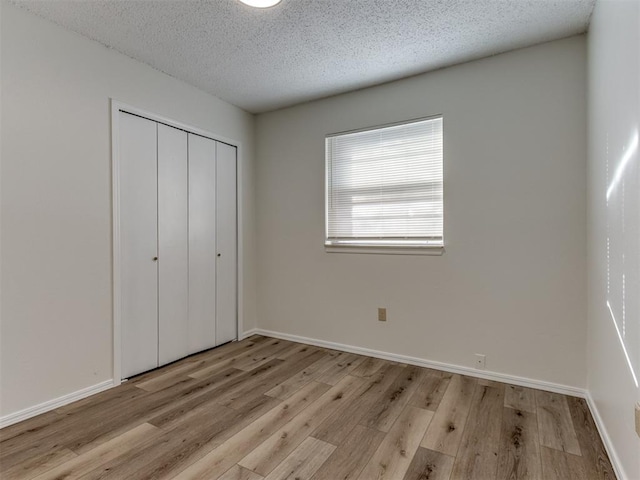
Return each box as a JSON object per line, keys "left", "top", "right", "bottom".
{"left": 475, "top": 354, "right": 486, "bottom": 370}
{"left": 635, "top": 403, "right": 640, "bottom": 438}
{"left": 378, "top": 308, "right": 387, "bottom": 322}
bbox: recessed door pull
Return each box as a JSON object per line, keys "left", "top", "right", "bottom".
{"left": 153, "top": 257, "right": 158, "bottom": 261}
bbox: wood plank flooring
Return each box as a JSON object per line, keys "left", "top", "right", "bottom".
{"left": 0, "top": 336, "right": 616, "bottom": 480}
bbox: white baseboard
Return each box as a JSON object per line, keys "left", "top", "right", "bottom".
{"left": 240, "top": 328, "right": 259, "bottom": 340}
{"left": 252, "top": 328, "right": 586, "bottom": 398}
{"left": 0, "top": 379, "right": 114, "bottom": 429}
{"left": 586, "top": 393, "right": 626, "bottom": 480}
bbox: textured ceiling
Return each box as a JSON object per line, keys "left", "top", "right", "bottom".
{"left": 14, "top": 0, "right": 595, "bottom": 113}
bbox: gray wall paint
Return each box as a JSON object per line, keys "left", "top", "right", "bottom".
{"left": 0, "top": 2, "right": 257, "bottom": 416}
{"left": 587, "top": 1, "right": 640, "bottom": 478}
{"left": 256, "top": 36, "right": 588, "bottom": 389}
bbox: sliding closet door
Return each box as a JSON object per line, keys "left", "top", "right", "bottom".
{"left": 120, "top": 112, "right": 158, "bottom": 379}
{"left": 188, "top": 134, "right": 217, "bottom": 352}
{"left": 157, "top": 124, "right": 189, "bottom": 366}
{"left": 216, "top": 142, "right": 238, "bottom": 345}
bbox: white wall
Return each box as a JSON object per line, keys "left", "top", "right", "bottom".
{"left": 587, "top": 1, "right": 640, "bottom": 478}
{"left": 256, "top": 36, "right": 588, "bottom": 389}
{"left": 0, "top": 2, "right": 257, "bottom": 417}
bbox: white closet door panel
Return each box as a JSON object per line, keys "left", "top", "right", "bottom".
{"left": 119, "top": 112, "right": 158, "bottom": 379}
{"left": 216, "top": 142, "right": 238, "bottom": 345}
{"left": 188, "top": 134, "right": 217, "bottom": 352}
{"left": 158, "top": 124, "right": 189, "bottom": 366}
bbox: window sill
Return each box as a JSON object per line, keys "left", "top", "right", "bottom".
{"left": 324, "top": 244, "right": 445, "bottom": 256}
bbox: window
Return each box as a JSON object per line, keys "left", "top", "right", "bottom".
{"left": 325, "top": 116, "right": 443, "bottom": 253}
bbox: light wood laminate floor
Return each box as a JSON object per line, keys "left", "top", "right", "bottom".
{"left": 0, "top": 335, "right": 616, "bottom": 480}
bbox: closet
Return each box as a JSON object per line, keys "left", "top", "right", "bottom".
{"left": 118, "top": 111, "right": 237, "bottom": 379}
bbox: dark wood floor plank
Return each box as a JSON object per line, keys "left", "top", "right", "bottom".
{"left": 566, "top": 396, "right": 616, "bottom": 479}
{"left": 310, "top": 425, "right": 385, "bottom": 480}
{"left": 496, "top": 407, "right": 542, "bottom": 480}
{"left": 402, "top": 447, "right": 454, "bottom": 480}
{"left": 450, "top": 385, "right": 504, "bottom": 480}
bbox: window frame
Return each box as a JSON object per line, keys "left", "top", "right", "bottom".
{"left": 324, "top": 115, "right": 445, "bottom": 255}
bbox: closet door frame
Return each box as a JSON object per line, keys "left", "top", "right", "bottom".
{"left": 111, "top": 100, "right": 243, "bottom": 385}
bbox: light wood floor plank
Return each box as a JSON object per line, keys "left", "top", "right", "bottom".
{"left": 238, "top": 375, "right": 365, "bottom": 477}
{"left": 0, "top": 411, "right": 64, "bottom": 444}
{"left": 356, "top": 406, "right": 434, "bottom": 480}
{"left": 504, "top": 385, "right": 537, "bottom": 414}
{"left": 82, "top": 394, "right": 279, "bottom": 480}
{"left": 219, "top": 350, "right": 327, "bottom": 410}
{"left": 30, "top": 423, "right": 161, "bottom": 480}
{"left": 276, "top": 343, "right": 322, "bottom": 361}
{"left": 233, "top": 340, "right": 297, "bottom": 372}
{"left": 311, "top": 364, "right": 405, "bottom": 445}
{"left": 188, "top": 339, "right": 285, "bottom": 379}
{"left": 0, "top": 447, "right": 77, "bottom": 480}
{"left": 566, "top": 396, "right": 616, "bottom": 479}
{"left": 350, "top": 357, "right": 386, "bottom": 378}
{"left": 264, "top": 354, "right": 338, "bottom": 400}
{"left": 134, "top": 339, "right": 268, "bottom": 392}
{"left": 219, "top": 465, "right": 265, "bottom": 480}
{"left": 263, "top": 437, "right": 335, "bottom": 480}
{"left": 408, "top": 371, "right": 452, "bottom": 412}
{"left": 420, "top": 374, "right": 477, "bottom": 456}
{"left": 171, "top": 381, "right": 331, "bottom": 480}
{"left": 360, "top": 365, "right": 425, "bottom": 432}
{"left": 314, "top": 353, "right": 364, "bottom": 385}
{"left": 540, "top": 446, "right": 587, "bottom": 480}
{"left": 310, "top": 425, "right": 385, "bottom": 480}
{"left": 535, "top": 390, "right": 581, "bottom": 456}
{"left": 402, "top": 447, "right": 454, "bottom": 480}
{"left": 450, "top": 385, "right": 504, "bottom": 480}
{"left": 496, "top": 407, "right": 542, "bottom": 480}
{"left": 0, "top": 336, "right": 614, "bottom": 480}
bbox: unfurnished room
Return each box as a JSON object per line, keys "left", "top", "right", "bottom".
{"left": 0, "top": 0, "right": 638, "bottom": 479}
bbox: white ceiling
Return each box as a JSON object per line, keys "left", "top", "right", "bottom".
{"left": 15, "top": 0, "right": 595, "bottom": 113}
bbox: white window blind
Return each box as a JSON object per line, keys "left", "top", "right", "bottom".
{"left": 325, "top": 116, "right": 443, "bottom": 249}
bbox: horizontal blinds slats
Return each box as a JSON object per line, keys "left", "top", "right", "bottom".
{"left": 326, "top": 117, "right": 443, "bottom": 245}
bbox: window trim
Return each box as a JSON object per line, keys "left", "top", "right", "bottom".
{"left": 324, "top": 115, "right": 444, "bottom": 255}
